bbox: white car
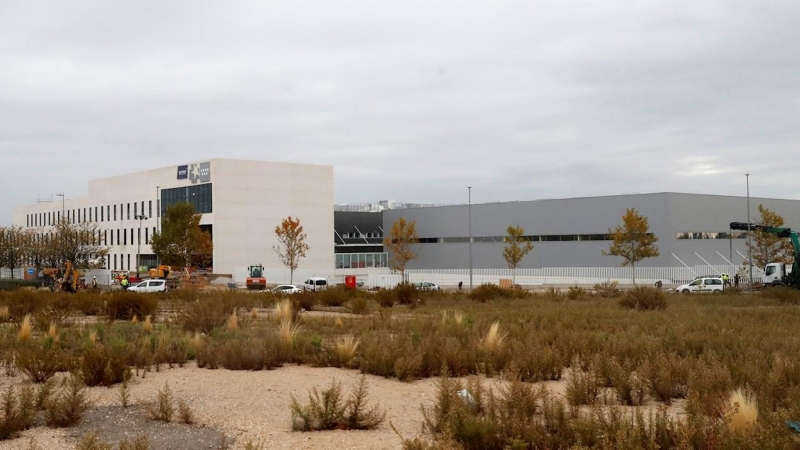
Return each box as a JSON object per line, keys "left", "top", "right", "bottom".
{"left": 273, "top": 284, "right": 302, "bottom": 294}
{"left": 303, "top": 277, "right": 328, "bottom": 292}
{"left": 413, "top": 281, "right": 441, "bottom": 291}
{"left": 676, "top": 277, "right": 724, "bottom": 294}
{"left": 127, "top": 279, "right": 167, "bottom": 293}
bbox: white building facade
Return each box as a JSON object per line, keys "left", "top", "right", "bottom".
{"left": 13, "top": 159, "right": 334, "bottom": 279}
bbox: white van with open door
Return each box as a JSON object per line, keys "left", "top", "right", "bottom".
{"left": 303, "top": 277, "right": 328, "bottom": 292}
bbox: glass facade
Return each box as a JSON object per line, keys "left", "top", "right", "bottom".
{"left": 336, "top": 252, "right": 388, "bottom": 269}
{"left": 161, "top": 183, "right": 213, "bottom": 215}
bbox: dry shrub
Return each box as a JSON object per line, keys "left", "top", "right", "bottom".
{"left": 178, "top": 294, "right": 248, "bottom": 333}
{"left": 565, "top": 368, "right": 599, "bottom": 407}
{"left": 142, "top": 316, "right": 153, "bottom": 333}
{"left": 144, "top": 382, "right": 174, "bottom": 422}
{"left": 17, "top": 314, "right": 33, "bottom": 342}
{"left": 566, "top": 286, "right": 586, "bottom": 300}
{"left": 274, "top": 299, "right": 296, "bottom": 323}
{"left": 278, "top": 319, "right": 300, "bottom": 353}
{"left": 15, "top": 336, "right": 64, "bottom": 383}
{"left": 0, "top": 306, "right": 8, "bottom": 321}
{"left": 44, "top": 373, "right": 92, "bottom": 427}
{"left": 292, "top": 291, "right": 317, "bottom": 312}
{"left": 218, "top": 337, "right": 282, "bottom": 371}
{"left": 349, "top": 296, "right": 368, "bottom": 315}
{"left": 728, "top": 388, "right": 758, "bottom": 432}
{"left": 226, "top": 311, "right": 239, "bottom": 331}
{"left": 483, "top": 321, "right": 506, "bottom": 352}
{"left": 0, "top": 385, "right": 37, "bottom": 440}
{"left": 76, "top": 432, "right": 111, "bottom": 450}
{"left": 593, "top": 280, "right": 620, "bottom": 298}
{"left": 469, "top": 283, "right": 508, "bottom": 302}
{"left": 177, "top": 398, "right": 195, "bottom": 424}
{"left": 80, "top": 339, "right": 132, "bottom": 387}
{"left": 104, "top": 292, "right": 158, "bottom": 321}
{"left": 618, "top": 286, "right": 667, "bottom": 310}
{"left": 291, "top": 375, "right": 385, "bottom": 431}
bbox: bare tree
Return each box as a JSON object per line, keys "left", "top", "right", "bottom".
{"left": 383, "top": 218, "right": 419, "bottom": 281}
{"left": 52, "top": 219, "right": 110, "bottom": 269}
{"left": 273, "top": 216, "right": 309, "bottom": 284}
{"left": 502, "top": 225, "right": 534, "bottom": 286}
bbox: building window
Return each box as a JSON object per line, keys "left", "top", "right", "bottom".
{"left": 116, "top": 229, "right": 120, "bottom": 245}
{"left": 145, "top": 227, "right": 148, "bottom": 244}
{"left": 127, "top": 203, "right": 130, "bottom": 220}
{"left": 134, "top": 202, "right": 137, "bottom": 217}
{"left": 148, "top": 201, "right": 152, "bottom": 218}
{"left": 123, "top": 229, "right": 127, "bottom": 245}
{"left": 83, "top": 208, "right": 86, "bottom": 222}
{"left": 161, "top": 183, "right": 213, "bottom": 215}
{"left": 127, "top": 254, "right": 130, "bottom": 270}
{"left": 113, "top": 254, "right": 117, "bottom": 270}
{"left": 113, "top": 205, "right": 116, "bottom": 221}
{"left": 141, "top": 201, "right": 145, "bottom": 217}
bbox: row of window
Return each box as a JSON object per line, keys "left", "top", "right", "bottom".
{"left": 336, "top": 252, "right": 388, "bottom": 269}
{"left": 341, "top": 232, "right": 382, "bottom": 239}
{"left": 416, "top": 234, "right": 619, "bottom": 244}
{"left": 161, "top": 184, "right": 212, "bottom": 216}
{"left": 676, "top": 232, "right": 749, "bottom": 240}
{"left": 27, "top": 227, "right": 156, "bottom": 247}
{"left": 26, "top": 201, "right": 156, "bottom": 228}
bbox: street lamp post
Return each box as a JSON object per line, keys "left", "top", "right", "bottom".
{"left": 135, "top": 215, "right": 148, "bottom": 277}
{"left": 468, "top": 186, "right": 473, "bottom": 291}
{"left": 56, "top": 193, "right": 65, "bottom": 222}
{"left": 155, "top": 185, "right": 160, "bottom": 268}
{"left": 746, "top": 174, "right": 753, "bottom": 290}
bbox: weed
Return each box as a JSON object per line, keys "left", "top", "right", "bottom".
{"left": 334, "top": 335, "right": 359, "bottom": 367}
{"left": 142, "top": 316, "right": 153, "bottom": 333}
{"left": 566, "top": 286, "right": 586, "bottom": 300}
{"left": 565, "top": 368, "right": 599, "bottom": 408}
{"left": 118, "top": 368, "right": 132, "bottom": 408}
{"left": 0, "top": 306, "right": 8, "bottom": 321}
{"left": 376, "top": 289, "right": 395, "bottom": 308}
{"left": 15, "top": 336, "right": 64, "bottom": 383}
{"left": 350, "top": 296, "right": 369, "bottom": 315}
{"left": 104, "top": 292, "right": 158, "bottom": 321}
{"left": 728, "top": 388, "right": 758, "bottom": 432}
{"left": 118, "top": 435, "right": 151, "bottom": 450}
{"left": 483, "top": 321, "right": 506, "bottom": 352}
{"left": 277, "top": 319, "right": 300, "bottom": 352}
{"left": 319, "top": 288, "right": 349, "bottom": 307}
{"left": 226, "top": 311, "right": 239, "bottom": 331}
{"left": 242, "top": 440, "right": 264, "bottom": 450}
{"left": 394, "top": 283, "right": 419, "bottom": 305}
{"left": 274, "top": 299, "right": 294, "bottom": 323}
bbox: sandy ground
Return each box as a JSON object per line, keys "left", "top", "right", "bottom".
{"left": 0, "top": 363, "right": 684, "bottom": 450}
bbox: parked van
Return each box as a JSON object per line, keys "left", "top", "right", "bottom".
{"left": 303, "top": 277, "right": 328, "bottom": 292}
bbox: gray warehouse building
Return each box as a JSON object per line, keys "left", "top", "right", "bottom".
{"left": 383, "top": 193, "right": 800, "bottom": 270}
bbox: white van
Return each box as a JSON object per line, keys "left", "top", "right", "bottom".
{"left": 303, "top": 277, "right": 328, "bottom": 292}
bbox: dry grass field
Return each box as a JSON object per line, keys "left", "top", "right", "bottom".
{"left": 0, "top": 284, "right": 798, "bottom": 449}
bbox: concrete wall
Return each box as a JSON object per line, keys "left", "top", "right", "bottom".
{"left": 12, "top": 158, "right": 334, "bottom": 278}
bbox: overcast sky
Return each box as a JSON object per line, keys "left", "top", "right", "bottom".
{"left": 2, "top": 1, "right": 799, "bottom": 225}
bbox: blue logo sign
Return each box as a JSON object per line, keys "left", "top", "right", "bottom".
{"left": 177, "top": 165, "right": 188, "bottom": 179}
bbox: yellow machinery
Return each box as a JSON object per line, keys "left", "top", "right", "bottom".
{"left": 61, "top": 261, "right": 82, "bottom": 293}
{"left": 149, "top": 265, "right": 172, "bottom": 279}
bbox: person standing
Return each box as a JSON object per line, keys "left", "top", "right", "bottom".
{"left": 92, "top": 277, "right": 98, "bottom": 289}
{"left": 734, "top": 273, "right": 740, "bottom": 289}
{"left": 722, "top": 273, "right": 730, "bottom": 287}
{"left": 121, "top": 276, "right": 129, "bottom": 290}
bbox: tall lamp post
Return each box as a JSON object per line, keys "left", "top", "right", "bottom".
{"left": 56, "top": 193, "right": 65, "bottom": 222}
{"left": 468, "top": 186, "right": 473, "bottom": 291}
{"left": 155, "top": 185, "right": 160, "bottom": 267}
{"left": 746, "top": 174, "right": 753, "bottom": 290}
{"left": 135, "top": 215, "right": 148, "bottom": 277}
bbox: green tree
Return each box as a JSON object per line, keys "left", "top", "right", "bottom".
{"left": 273, "top": 216, "right": 310, "bottom": 284}
{"left": 150, "top": 203, "right": 213, "bottom": 271}
{"left": 747, "top": 204, "right": 794, "bottom": 268}
{"left": 603, "top": 208, "right": 659, "bottom": 284}
{"left": 50, "top": 219, "right": 110, "bottom": 269}
{"left": 383, "top": 218, "right": 419, "bottom": 281}
{"left": 502, "top": 225, "right": 534, "bottom": 286}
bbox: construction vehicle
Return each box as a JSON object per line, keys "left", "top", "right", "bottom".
{"left": 61, "top": 260, "right": 82, "bottom": 293}
{"left": 730, "top": 222, "right": 800, "bottom": 288}
{"left": 246, "top": 264, "right": 267, "bottom": 290}
{"left": 149, "top": 265, "right": 172, "bottom": 279}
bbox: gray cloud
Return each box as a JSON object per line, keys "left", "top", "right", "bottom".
{"left": 2, "top": 0, "right": 799, "bottom": 224}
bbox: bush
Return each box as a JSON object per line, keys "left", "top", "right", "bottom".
{"left": 566, "top": 286, "right": 586, "bottom": 300}
{"left": 105, "top": 292, "right": 158, "bottom": 321}
{"left": 80, "top": 339, "right": 132, "bottom": 387}
{"left": 469, "top": 284, "right": 508, "bottom": 303}
{"left": 15, "top": 337, "right": 66, "bottom": 383}
{"left": 292, "top": 292, "right": 317, "bottom": 312}
{"left": 178, "top": 294, "right": 249, "bottom": 333}
{"left": 319, "top": 288, "right": 349, "bottom": 307}
{"left": 593, "top": 280, "right": 620, "bottom": 298}
{"left": 394, "top": 283, "right": 419, "bottom": 306}
{"left": 0, "top": 385, "right": 37, "bottom": 440}
{"left": 375, "top": 289, "right": 395, "bottom": 308}
{"left": 350, "top": 296, "right": 369, "bottom": 315}
{"left": 760, "top": 286, "right": 800, "bottom": 304}
{"left": 144, "top": 382, "right": 174, "bottom": 422}
{"left": 618, "top": 286, "right": 667, "bottom": 310}
{"left": 0, "top": 279, "right": 40, "bottom": 291}
{"left": 291, "top": 376, "right": 385, "bottom": 431}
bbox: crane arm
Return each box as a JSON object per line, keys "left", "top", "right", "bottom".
{"left": 729, "top": 222, "right": 792, "bottom": 237}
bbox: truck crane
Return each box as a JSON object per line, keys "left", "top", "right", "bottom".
{"left": 729, "top": 222, "right": 800, "bottom": 288}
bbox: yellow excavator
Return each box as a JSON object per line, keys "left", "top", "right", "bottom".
{"left": 149, "top": 265, "right": 172, "bottom": 279}
{"left": 61, "top": 260, "right": 82, "bottom": 293}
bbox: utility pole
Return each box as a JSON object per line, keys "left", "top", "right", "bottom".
{"left": 468, "top": 186, "right": 473, "bottom": 291}
{"left": 746, "top": 174, "right": 753, "bottom": 290}
{"left": 135, "top": 215, "right": 148, "bottom": 277}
